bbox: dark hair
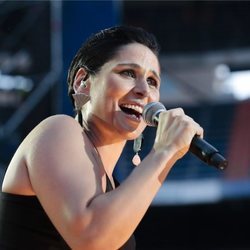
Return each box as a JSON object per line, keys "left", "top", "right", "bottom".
{"left": 67, "top": 26, "right": 160, "bottom": 108}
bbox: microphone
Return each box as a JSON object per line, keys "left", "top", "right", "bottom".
{"left": 142, "top": 102, "right": 228, "bottom": 170}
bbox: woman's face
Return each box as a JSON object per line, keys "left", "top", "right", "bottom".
{"left": 89, "top": 42, "right": 161, "bottom": 140}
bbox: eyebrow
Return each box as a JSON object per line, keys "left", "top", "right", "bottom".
{"left": 116, "top": 63, "right": 161, "bottom": 81}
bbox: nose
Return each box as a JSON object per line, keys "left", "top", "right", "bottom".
{"left": 133, "top": 79, "right": 150, "bottom": 98}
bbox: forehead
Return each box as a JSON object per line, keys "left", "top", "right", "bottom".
{"left": 112, "top": 43, "right": 160, "bottom": 74}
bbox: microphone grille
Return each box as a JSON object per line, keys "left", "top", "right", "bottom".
{"left": 142, "top": 102, "right": 166, "bottom": 126}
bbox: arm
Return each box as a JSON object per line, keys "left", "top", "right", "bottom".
{"left": 25, "top": 110, "right": 202, "bottom": 250}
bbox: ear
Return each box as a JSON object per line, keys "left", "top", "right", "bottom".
{"left": 73, "top": 67, "right": 90, "bottom": 94}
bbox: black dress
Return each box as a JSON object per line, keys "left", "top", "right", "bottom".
{"left": 0, "top": 176, "right": 136, "bottom": 249}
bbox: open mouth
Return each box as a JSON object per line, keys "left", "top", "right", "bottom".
{"left": 120, "top": 104, "right": 143, "bottom": 120}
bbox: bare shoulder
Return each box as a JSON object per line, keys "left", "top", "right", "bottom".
{"left": 23, "top": 114, "right": 87, "bottom": 167}
{"left": 27, "top": 114, "right": 83, "bottom": 143}
{"left": 23, "top": 113, "right": 102, "bottom": 193}
{"left": 36, "top": 114, "right": 82, "bottom": 133}
{"left": 2, "top": 115, "right": 86, "bottom": 194}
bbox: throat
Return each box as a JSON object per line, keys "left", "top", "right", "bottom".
{"left": 83, "top": 117, "right": 127, "bottom": 174}
{"left": 97, "top": 142, "right": 126, "bottom": 173}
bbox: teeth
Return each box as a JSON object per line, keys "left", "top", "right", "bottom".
{"left": 121, "top": 104, "right": 143, "bottom": 114}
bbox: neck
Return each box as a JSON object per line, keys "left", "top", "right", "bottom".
{"left": 82, "top": 115, "right": 127, "bottom": 177}
{"left": 97, "top": 142, "right": 126, "bottom": 177}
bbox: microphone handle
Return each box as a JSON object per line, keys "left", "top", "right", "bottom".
{"left": 190, "top": 136, "right": 228, "bottom": 170}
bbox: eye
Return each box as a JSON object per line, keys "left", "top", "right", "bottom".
{"left": 147, "top": 77, "right": 159, "bottom": 88}
{"left": 120, "top": 69, "right": 136, "bottom": 78}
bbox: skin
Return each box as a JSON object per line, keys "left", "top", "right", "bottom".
{"left": 2, "top": 43, "right": 203, "bottom": 250}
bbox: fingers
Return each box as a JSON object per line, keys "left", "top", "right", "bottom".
{"left": 160, "top": 107, "right": 203, "bottom": 137}
{"left": 155, "top": 107, "right": 204, "bottom": 155}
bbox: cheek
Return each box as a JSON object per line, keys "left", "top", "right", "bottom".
{"left": 105, "top": 76, "right": 131, "bottom": 99}
{"left": 91, "top": 77, "right": 125, "bottom": 112}
{"left": 149, "top": 90, "right": 160, "bottom": 103}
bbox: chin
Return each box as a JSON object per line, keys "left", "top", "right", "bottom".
{"left": 114, "top": 118, "right": 146, "bottom": 139}
{"left": 119, "top": 127, "right": 145, "bottom": 141}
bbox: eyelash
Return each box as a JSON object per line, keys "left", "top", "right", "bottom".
{"left": 119, "top": 69, "right": 159, "bottom": 88}
{"left": 120, "top": 69, "right": 135, "bottom": 78}
{"left": 147, "top": 77, "right": 158, "bottom": 88}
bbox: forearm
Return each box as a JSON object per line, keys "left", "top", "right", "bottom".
{"left": 80, "top": 148, "right": 177, "bottom": 250}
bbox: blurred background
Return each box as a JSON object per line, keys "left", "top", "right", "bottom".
{"left": 0, "top": 0, "right": 250, "bottom": 249}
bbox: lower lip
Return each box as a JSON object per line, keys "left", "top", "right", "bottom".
{"left": 123, "top": 112, "right": 142, "bottom": 122}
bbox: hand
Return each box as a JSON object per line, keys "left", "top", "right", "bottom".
{"left": 153, "top": 108, "right": 204, "bottom": 160}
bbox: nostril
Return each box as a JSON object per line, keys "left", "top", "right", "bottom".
{"left": 133, "top": 83, "right": 150, "bottom": 97}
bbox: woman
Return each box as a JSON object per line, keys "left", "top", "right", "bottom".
{"left": 0, "top": 26, "right": 203, "bottom": 249}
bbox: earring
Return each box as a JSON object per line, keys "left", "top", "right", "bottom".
{"left": 80, "top": 79, "right": 87, "bottom": 88}
{"left": 132, "top": 134, "right": 144, "bottom": 166}
{"left": 72, "top": 80, "right": 90, "bottom": 110}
